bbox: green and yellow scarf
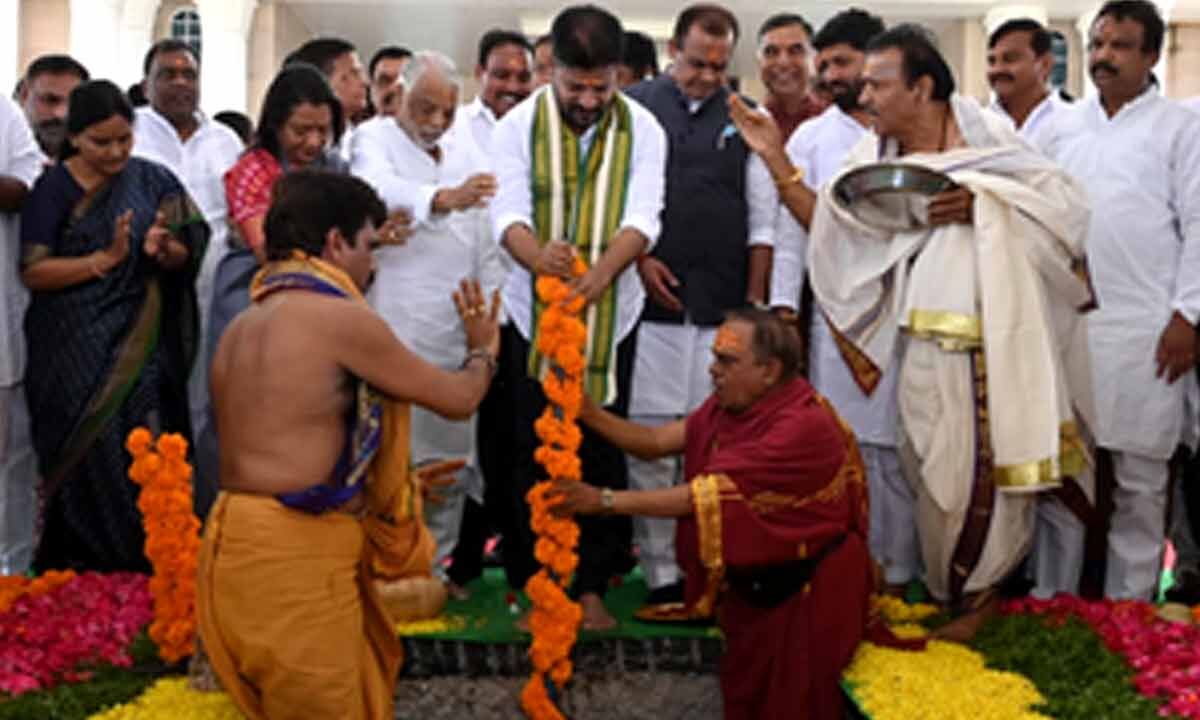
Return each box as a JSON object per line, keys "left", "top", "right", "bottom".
{"left": 527, "top": 87, "right": 634, "bottom": 405}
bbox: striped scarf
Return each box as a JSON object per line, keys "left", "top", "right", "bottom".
{"left": 527, "top": 87, "right": 634, "bottom": 404}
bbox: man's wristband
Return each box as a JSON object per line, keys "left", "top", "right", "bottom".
{"left": 601, "top": 487, "right": 615, "bottom": 514}
{"left": 774, "top": 166, "right": 805, "bottom": 190}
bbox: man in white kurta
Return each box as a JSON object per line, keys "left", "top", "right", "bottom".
{"left": 1031, "top": 4, "right": 1200, "bottom": 601}
{"left": 985, "top": 19, "right": 1071, "bottom": 140}
{"left": 490, "top": 4, "right": 667, "bottom": 629}
{"left": 805, "top": 30, "right": 1093, "bottom": 629}
{"left": 0, "top": 95, "right": 44, "bottom": 575}
{"left": 621, "top": 10, "right": 778, "bottom": 602}
{"left": 352, "top": 53, "right": 508, "bottom": 580}
{"left": 454, "top": 31, "right": 533, "bottom": 155}
{"left": 770, "top": 9, "right": 920, "bottom": 591}
{"left": 132, "top": 40, "right": 243, "bottom": 515}
{"left": 984, "top": 18, "right": 1087, "bottom": 599}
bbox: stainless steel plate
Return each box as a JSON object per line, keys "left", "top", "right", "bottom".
{"left": 832, "top": 163, "right": 956, "bottom": 232}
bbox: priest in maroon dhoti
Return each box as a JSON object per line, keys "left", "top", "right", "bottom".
{"left": 551, "top": 308, "right": 873, "bottom": 720}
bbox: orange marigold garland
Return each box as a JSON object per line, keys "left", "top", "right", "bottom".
{"left": 521, "top": 257, "right": 587, "bottom": 719}
{"left": 126, "top": 427, "right": 202, "bottom": 664}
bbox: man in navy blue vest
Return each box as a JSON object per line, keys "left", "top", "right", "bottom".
{"left": 623, "top": 3, "right": 778, "bottom": 609}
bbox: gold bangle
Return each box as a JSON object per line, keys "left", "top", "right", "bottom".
{"left": 601, "top": 487, "right": 615, "bottom": 513}
{"left": 775, "top": 167, "right": 805, "bottom": 190}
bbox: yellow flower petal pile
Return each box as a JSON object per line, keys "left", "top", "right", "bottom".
{"left": 88, "top": 678, "right": 242, "bottom": 719}
{"left": 395, "top": 613, "right": 468, "bottom": 636}
{"left": 844, "top": 640, "right": 1049, "bottom": 720}
{"left": 873, "top": 594, "right": 940, "bottom": 624}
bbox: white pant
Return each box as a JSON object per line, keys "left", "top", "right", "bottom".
{"left": 0, "top": 385, "right": 36, "bottom": 575}
{"left": 863, "top": 444, "right": 920, "bottom": 585}
{"left": 1105, "top": 450, "right": 1168, "bottom": 600}
{"left": 1030, "top": 492, "right": 1086, "bottom": 599}
{"left": 422, "top": 463, "right": 477, "bottom": 582}
{"left": 628, "top": 322, "right": 715, "bottom": 589}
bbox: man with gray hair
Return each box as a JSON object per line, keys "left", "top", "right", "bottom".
{"left": 351, "top": 51, "right": 509, "bottom": 588}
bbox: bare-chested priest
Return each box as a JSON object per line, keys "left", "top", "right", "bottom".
{"left": 197, "top": 169, "right": 500, "bottom": 720}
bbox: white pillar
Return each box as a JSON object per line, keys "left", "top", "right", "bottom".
{"left": 69, "top": 0, "right": 123, "bottom": 84}
{"left": 118, "top": 0, "right": 160, "bottom": 87}
{"left": 195, "top": 0, "right": 256, "bottom": 115}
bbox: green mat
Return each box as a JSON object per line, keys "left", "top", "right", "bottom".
{"left": 399, "top": 567, "right": 721, "bottom": 644}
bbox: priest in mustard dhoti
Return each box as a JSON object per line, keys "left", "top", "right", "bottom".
{"left": 732, "top": 24, "right": 1096, "bottom": 638}
{"left": 198, "top": 170, "right": 500, "bottom": 719}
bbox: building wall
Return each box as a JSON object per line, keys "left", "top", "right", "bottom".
{"left": 17, "top": 0, "right": 69, "bottom": 80}
{"left": 1169, "top": 22, "right": 1200, "bottom": 98}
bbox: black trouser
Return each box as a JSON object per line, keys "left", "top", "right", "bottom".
{"left": 501, "top": 324, "right": 634, "bottom": 597}
{"left": 448, "top": 328, "right": 517, "bottom": 587}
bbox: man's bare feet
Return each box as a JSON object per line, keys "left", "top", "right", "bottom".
{"left": 579, "top": 592, "right": 617, "bottom": 631}
{"left": 514, "top": 592, "right": 618, "bottom": 632}
{"left": 931, "top": 590, "right": 998, "bottom": 644}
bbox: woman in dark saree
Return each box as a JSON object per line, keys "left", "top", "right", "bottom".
{"left": 20, "top": 80, "right": 208, "bottom": 572}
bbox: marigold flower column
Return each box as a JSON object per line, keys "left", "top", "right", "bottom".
{"left": 521, "top": 259, "right": 587, "bottom": 720}
{"left": 127, "top": 428, "right": 201, "bottom": 664}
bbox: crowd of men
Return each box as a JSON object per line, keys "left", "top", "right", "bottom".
{"left": 1, "top": 0, "right": 1199, "bottom": 717}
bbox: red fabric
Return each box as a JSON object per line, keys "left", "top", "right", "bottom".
{"left": 676, "top": 378, "right": 872, "bottom": 720}
{"left": 223, "top": 149, "right": 282, "bottom": 249}
{"left": 765, "top": 94, "right": 826, "bottom": 142}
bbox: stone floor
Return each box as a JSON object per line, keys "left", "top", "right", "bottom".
{"left": 393, "top": 672, "right": 723, "bottom": 719}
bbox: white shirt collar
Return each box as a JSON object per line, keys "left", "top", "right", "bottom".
{"left": 467, "top": 96, "right": 498, "bottom": 125}
{"left": 137, "top": 105, "right": 212, "bottom": 143}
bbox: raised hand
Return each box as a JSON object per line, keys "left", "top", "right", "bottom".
{"left": 99, "top": 209, "right": 134, "bottom": 272}
{"left": 452, "top": 278, "right": 501, "bottom": 358}
{"left": 378, "top": 208, "right": 415, "bottom": 246}
{"left": 142, "top": 210, "right": 170, "bottom": 262}
{"left": 728, "top": 94, "right": 783, "bottom": 158}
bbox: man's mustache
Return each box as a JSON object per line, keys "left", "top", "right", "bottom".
{"left": 988, "top": 73, "right": 1015, "bottom": 84}
{"left": 1091, "top": 61, "right": 1119, "bottom": 77}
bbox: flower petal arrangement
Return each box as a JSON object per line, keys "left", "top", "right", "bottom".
{"left": 521, "top": 257, "right": 588, "bottom": 720}
{"left": 0, "top": 572, "right": 153, "bottom": 697}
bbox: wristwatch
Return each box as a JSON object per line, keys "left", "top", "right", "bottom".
{"left": 600, "top": 487, "right": 615, "bottom": 514}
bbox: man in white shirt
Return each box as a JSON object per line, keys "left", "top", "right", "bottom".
{"left": 986, "top": 19, "right": 1070, "bottom": 138}
{"left": 455, "top": 30, "right": 533, "bottom": 154}
{"left": 352, "top": 52, "right": 506, "bottom": 585}
{"left": 491, "top": 5, "right": 667, "bottom": 630}
{"left": 1033, "top": 0, "right": 1200, "bottom": 601}
{"left": 0, "top": 95, "right": 44, "bottom": 575}
{"left": 286, "top": 38, "right": 370, "bottom": 155}
{"left": 132, "top": 39, "right": 243, "bottom": 516}
{"left": 620, "top": 3, "right": 778, "bottom": 607}
{"left": 768, "top": 9, "right": 921, "bottom": 594}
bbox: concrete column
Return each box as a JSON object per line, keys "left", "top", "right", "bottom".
{"left": 1076, "top": 5, "right": 1100, "bottom": 97}
{"left": 194, "top": 0, "right": 257, "bottom": 114}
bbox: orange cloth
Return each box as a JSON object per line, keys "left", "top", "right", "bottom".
{"left": 197, "top": 254, "right": 435, "bottom": 719}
